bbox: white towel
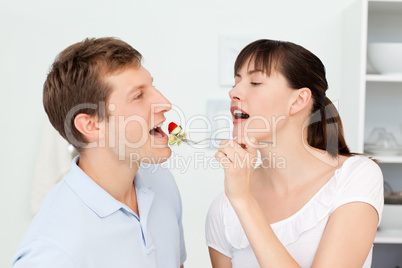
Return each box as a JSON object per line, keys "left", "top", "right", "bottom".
{"left": 30, "top": 119, "right": 77, "bottom": 214}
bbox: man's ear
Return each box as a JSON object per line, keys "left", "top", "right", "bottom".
{"left": 289, "top": 87, "right": 312, "bottom": 115}
{"left": 74, "top": 113, "right": 104, "bottom": 142}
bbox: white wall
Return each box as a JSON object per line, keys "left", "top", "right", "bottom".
{"left": 0, "top": 0, "right": 354, "bottom": 267}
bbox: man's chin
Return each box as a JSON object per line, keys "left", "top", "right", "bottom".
{"left": 140, "top": 148, "right": 172, "bottom": 164}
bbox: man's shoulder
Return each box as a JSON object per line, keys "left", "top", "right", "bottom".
{"left": 12, "top": 238, "right": 76, "bottom": 267}
{"left": 18, "top": 179, "right": 91, "bottom": 247}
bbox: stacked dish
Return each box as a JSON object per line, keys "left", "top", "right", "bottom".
{"left": 367, "top": 42, "right": 402, "bottom": 74}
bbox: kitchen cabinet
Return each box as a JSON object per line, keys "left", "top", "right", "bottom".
{"left": 342, "top": 0, "right": 402, "bottom": 266}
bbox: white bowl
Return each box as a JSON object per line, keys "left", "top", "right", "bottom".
{"left": 367, "top": 42, "right": 402, "bottom": 75}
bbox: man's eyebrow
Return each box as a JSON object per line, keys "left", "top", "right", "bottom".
{"left": 127, "top": 77, "right": 153, "bottom": 97}
{"left": 127, "top": 85, "right": 144, "bottom": 96}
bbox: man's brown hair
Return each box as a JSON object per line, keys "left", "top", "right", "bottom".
{"left": 43, "top": 37, "right": 142, "bottom": 151}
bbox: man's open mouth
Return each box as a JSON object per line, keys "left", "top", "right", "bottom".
{"left": 149, "top": 124, "right": 166, "bottom": 138}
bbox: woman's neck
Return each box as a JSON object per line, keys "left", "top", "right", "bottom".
{"left": 256, "top": 125, "right": 342, "bottom": 194}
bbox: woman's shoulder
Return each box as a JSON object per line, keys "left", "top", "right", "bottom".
{"left": 321, "top": 154, "right": 383, "bottom": 200}
{"left": 344, "top": 154, "right": 378, "bottom": 166}
{"left": 331, "top": 154, "right": 384, "bottom": 216}
{"left": 336, "top": 154, "right": 382, "bottom": 181}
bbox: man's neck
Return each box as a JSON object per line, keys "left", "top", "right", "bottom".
{"left": 78, "top": 149, "right": 140, "bottom": 214}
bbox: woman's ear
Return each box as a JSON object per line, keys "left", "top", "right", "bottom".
{"left": 289, "top": 87, "right": 312, "bottom": 115}
{"left": 74, "top": 113, "right": 104, "bottom": 142}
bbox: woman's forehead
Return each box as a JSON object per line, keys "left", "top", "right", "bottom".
{"left": 237, "top": 55, "right": 278, "bottom": 77}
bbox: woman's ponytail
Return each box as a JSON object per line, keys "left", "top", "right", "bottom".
{"left": 307, "top": 97, "right": 351, "bottom": 157}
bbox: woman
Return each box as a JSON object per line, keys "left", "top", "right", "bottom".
{"left": 206, "top": 39, "right": 383, "bottom": 267}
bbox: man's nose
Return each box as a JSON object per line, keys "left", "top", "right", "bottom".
{"left": 153, "top": 89, "right": 172, "bottom": 114}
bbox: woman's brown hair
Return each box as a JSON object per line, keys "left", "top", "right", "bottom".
{"left": 235, "top": 39, "right": 352, "bottom": 157}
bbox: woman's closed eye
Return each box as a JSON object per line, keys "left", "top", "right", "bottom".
{"left": 250, "top": 82, "right": 262, "bottom": 86}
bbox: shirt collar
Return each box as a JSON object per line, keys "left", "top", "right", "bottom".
{"left": 65, "top": 156, "right": 151, "bottom": 218}
{"left": 135, "top": 163, "right": 153, "bottom": 191}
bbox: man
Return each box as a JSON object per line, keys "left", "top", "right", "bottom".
{"left": 12, "top": 37, "right": 186, "bottom": 267}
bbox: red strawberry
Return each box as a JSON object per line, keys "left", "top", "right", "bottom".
{"left": 168, "top": 122, "right": 178, "bottom": 134}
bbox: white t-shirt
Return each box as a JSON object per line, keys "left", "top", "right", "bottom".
{"left": 205, "top": 155, "right": 384, "bottom": 268}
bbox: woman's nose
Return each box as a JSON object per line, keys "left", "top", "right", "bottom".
{"left": 229, "top": 86, "right": 242, "bottom": 101}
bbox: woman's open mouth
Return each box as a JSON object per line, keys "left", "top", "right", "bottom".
{"left": 231, "top": 106, "right": 250, "bottom": 123}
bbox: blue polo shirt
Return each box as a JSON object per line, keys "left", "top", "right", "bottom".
{"left": 12, "top": 157, "right": 186, "bottom": 268}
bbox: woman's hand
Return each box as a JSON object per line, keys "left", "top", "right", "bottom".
{"left": 214, "top": 136, "right": 259, "bottom": 203}
{"left": 215, "top": 137, "right": 302, "bottom": 268}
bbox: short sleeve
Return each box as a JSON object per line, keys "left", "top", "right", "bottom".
{"left": 205, "top": 193, "right": 232, "bottom": 258}
{"left": 12, "top": 240, "right": 76, "bottom": 268}
{"left": 333, "top": 156, "right": 384, "bottom": 225}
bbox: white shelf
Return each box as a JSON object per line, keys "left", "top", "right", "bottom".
{"left": 366, "top": 155, "right": 402, "bottom": 163}
{"left": 375, "top": 228, "right": 402, "bottom": 244}
{"left": 366, "top": 74, "right": 402, "bottom": 82}
{"left": 369, "top": 0, "right": 402, "bottom": 3}
{"left": 369, "top": 0, "right": 402, "bottom": 13}
{"left": 342, "top": 0, "right": 402, "bottom": 250}
{"left": 369, "top": 0, "right": 402, "bottom": 2}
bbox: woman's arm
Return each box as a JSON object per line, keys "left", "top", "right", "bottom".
{"left": 230, "top": 194, "right": 379, "bottom": 268}
{"left": 209, "top": 247, "right": 232, "bottom": 268}
{"left": 312, "top": 202, "right": 378, "bottom": 267}
{"left": 215, "top": 137, "right": 301, "bottom": 267}
{"left": 215, "top": 138, "right": 379, "bottom": 268}
{"left": 229, "top": 193, "right": 378, "bottom": 268}
{"left": 229, "top": 194, "right": 301, "bottom": 268}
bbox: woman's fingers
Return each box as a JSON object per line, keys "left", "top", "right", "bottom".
{"left": 214, "top": 151, "right": 232, "bottom": 168}
{"left": 216, "top": 138, "right": 259, "bottom": 170}
{"left": 233, "top": 136, "right": 259, "bottom": 168}
{"left": 216, "top": 140, "right": 236, "bottom": 166}
{"left": 218, "top": 139, "right": 242, "bottom": 162}
{"left": 219, "top": 139, "right": 242, "bottom": 150}
{"left": 235, "top": 136, "right": 258, "bottom": 154}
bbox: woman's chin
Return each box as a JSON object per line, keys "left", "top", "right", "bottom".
{"left": 232, "top": 131, "right": 270, "bottom": 142}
